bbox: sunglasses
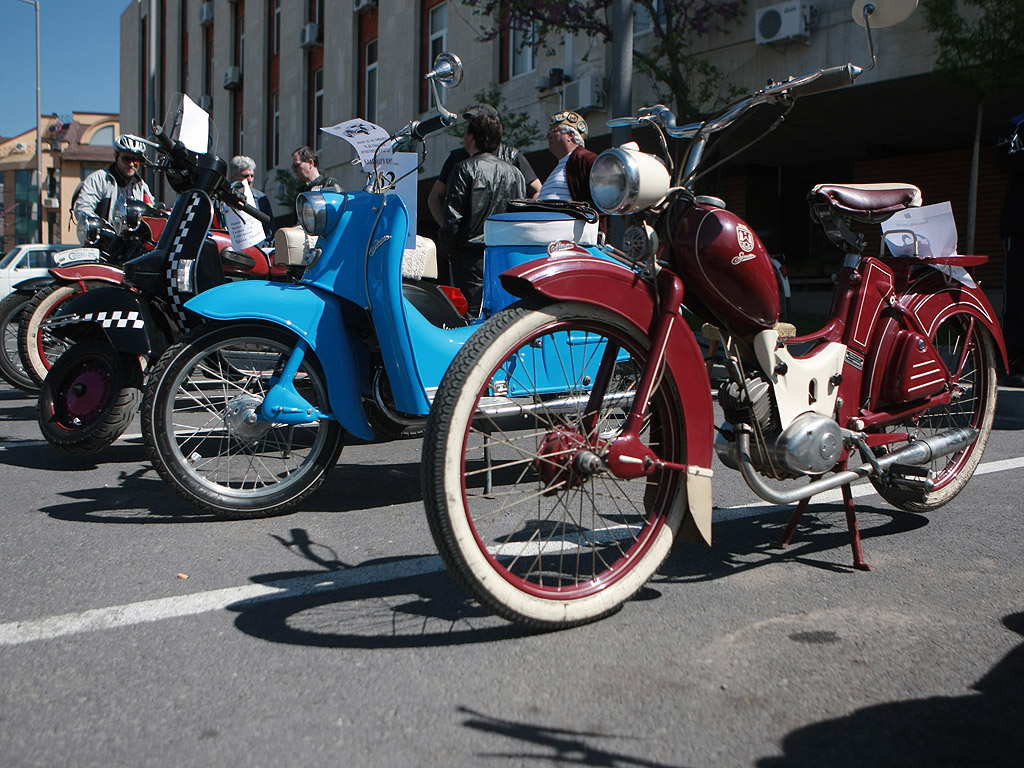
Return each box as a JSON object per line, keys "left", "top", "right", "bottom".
{"left": 120, "top": 155, "right": 144, "bottom": 164}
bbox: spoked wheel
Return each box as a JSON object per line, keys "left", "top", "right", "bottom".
{"left": 0, "top": 292, "right": 38, "bottom": 392}
{"left": 37, "top": 342, "right": 143, "bottom": 455}
{"left": 871, "top": 310, "right": 998, "bottom": 512}
{"left": 423, "top": 300, "right": 688, "bottom": 630}
{"left": 141, "top": 322, "right": 344, "bottom": 519}
{"left": 19, "top": 282, "right": 101, "bottom": 386}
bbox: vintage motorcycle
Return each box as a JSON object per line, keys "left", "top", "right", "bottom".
{"left": 420, "top": 0, "right": 1006, "bottom": 629}
{"left": 35, "top": 97, "right": 274, "bottom": 455}
{"left": 140, "top": 52, "right": 609, "bottom": 519}
{"left": 13, "top": 202, "right": 170, "bottom": 392}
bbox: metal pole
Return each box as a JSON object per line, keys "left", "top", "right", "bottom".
{"left": 13, "top": 0, "right": 43, "bottom": 242}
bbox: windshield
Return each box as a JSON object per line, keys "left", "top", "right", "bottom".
{"left": 161, "top": 93, "right": 219, "bottom": 154}
{"left": 0, "top": 246, "right": 26, "bottom": 269}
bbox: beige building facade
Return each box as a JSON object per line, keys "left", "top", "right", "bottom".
{"left": 118, "top": 0, "right": 1022, "bottom": 292}
{"left": 0, "top": 113, "right": 122, "bottom": 252}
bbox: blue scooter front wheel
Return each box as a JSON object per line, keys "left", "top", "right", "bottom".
{"left": 141, "top": 321, "right": 344, "bottom": 518}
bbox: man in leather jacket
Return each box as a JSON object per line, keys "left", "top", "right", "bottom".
{"left": 73, "top": 134, "right": 154, "bottom": 223}
{"left": 291, "top": 146, "right": 342, "bottom": 194}
{"left": 439, "top": 110, "right": 526, "bottom": 315}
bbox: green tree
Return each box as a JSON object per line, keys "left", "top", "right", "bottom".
{"left": 461, "top": 0, "right": 746, "bottom": 122}
{"left": 921, "top": 0, "right": 1024, "bottom": 249}
{"left": 447, "top": 85, "right": 544, "bottom": 148}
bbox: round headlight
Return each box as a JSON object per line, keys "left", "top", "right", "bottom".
{"left": 296, "top": 192, "right": 328, "bottom": 236}
{"left": 590, "top": 148, "right": 670, "bottom": 215}
{"left": 77, "top": 214, "right": 102, "bottom": 246}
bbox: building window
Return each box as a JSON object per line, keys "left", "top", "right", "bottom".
{"left": 271, "top": 92, "right": 280, "bottom": 167}
{"left": 420, "top": 0, "right": 447, "bottom": 111}
{"left": 180, "top": 0, "right": 189, "bottom": 93}
{"left": 271, "top": 0, "right": 280, "bottom": 55}
{"left": 312, "top": 68, "right": 324, "bottom": 151}
{"left": 509, "top": 19, "right": 536, "bottom": 77}
{"left": 87, "top": 125, "right": 115, "bottom": 147}
{"left": 365, "top": 39, "right": 378, "bottom": 123}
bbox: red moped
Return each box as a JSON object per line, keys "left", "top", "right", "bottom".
{"left": 421, "top": 0, "right": 1006, "bottom": 629}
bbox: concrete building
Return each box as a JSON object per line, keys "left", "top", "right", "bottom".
{"left": 118, "top": 0, "right": 1022, "bottom": 303}
{"left": 0, "top": 112, "right": 122, "bottom": 253}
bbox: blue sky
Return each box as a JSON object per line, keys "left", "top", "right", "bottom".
{"left": 0, "top": 0, "right": 129, "bottom": 138}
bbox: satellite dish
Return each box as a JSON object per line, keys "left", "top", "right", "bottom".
{"left": 852, "top": 0, "right": 918, "bottom": 28}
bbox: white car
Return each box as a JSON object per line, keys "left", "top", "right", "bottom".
{"left": 0, "top": 243, "right": 67, "bottom": 299}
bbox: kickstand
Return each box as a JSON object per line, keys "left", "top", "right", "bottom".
{"left": 777, "top": 474, "right": 872, "bottom": 571}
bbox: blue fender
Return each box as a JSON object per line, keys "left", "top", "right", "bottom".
{"left": 185, "top": 281, "right": 375, "bottom": 440}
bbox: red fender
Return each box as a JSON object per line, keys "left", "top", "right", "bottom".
{"left": 501, "top": 254, "right": 715, "bottom": 479}
{"left": 49, "top": 262, "right": 124, "bottom": 285}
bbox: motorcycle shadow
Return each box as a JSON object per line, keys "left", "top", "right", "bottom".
{"left": 227, "top": 555, "right": 532, "bottom": 648}
{"left": 39, "top": 465, "right": 211, "bottom": 524}
{"left": 1, "top": 437, "right": 149, "bottom": 471}
{"left": 658, "top": 502, "right": 929, "bottom": 582}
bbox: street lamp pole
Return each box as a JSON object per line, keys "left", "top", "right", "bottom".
{"left": 15, "top": 0, "right": 42, "bottom": 242}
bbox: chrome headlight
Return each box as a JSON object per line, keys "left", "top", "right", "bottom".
{"left": 76, "top": 214, "right": 103, "bottom": 246}
{"left": 590, "top": 146, "right": 670, "bottom": 215}
{"left": 296, "top": 192, "right": 328, "bottom": 235}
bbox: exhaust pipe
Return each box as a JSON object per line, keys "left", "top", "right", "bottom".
{"left": 733, "top": 426, "right": 978, "bottom": 506}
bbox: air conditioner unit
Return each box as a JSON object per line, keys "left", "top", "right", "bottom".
{"left": 563, "top": 75, "right": 606, "bottom": 113}
{"left": 224, "top": 66, "right": 243, "bottom": 90}
{"left": 199, "top": 95, "right": 213, "bottom": 113}
{"left": 13, "top": 142, "right": 28, "bottom": 154}
{"left": 43, "top": 197, "right": 59, "bottom": 209}
{"left": 755, "top": 2, "right": 810, "bottom": 45}
{"left": 299, "top": 23, "right": 319, "bottom": 48}
{"left": 198, "top": 2, "right": 214, "bottom": 27}
{"left": 353, "top": 0, "right": 377, "bottom": 12}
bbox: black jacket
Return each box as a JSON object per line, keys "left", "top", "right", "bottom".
{"left": 439, "top": 152, "right": 526, "bottom": 257}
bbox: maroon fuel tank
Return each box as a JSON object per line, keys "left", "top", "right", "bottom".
{"left": 663, "top": 198, "right": 780, "bottom": 336}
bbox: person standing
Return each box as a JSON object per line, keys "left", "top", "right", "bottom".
{"left": 228, "top": 155, "right": 275, "bottom": 243}
{"left": 73, "top": 134, "right": 154, "bottom": 223}
{"left": 537, "top": 110, "right": 597, "bottom": 207}
{"left": 997, "top": 114, "right": 1024, "bottom": 388}
{"left": 291, "top": 146, "right": 341, "bottom": 194}
{"left": 427, "top": 104, "right": 540, "bottom": 227}
{"left": 438, "top": 109, "right": 526, "bottom": 315}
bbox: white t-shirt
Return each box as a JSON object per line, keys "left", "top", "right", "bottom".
{"left": 538, "top": 153, "right": 572, "bottom": 200}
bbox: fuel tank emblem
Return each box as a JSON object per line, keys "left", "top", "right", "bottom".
{"left": 736, "top": 224, "right": 755, "bottom": 252}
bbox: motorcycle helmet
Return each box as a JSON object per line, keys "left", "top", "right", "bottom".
{"left": 114, "top": 133, "right": 148, "bottom": 157}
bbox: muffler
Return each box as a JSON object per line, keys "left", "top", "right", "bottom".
{"left": 733, "top": 425, "right": 978, "bottom": 506}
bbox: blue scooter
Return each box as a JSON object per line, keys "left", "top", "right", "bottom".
{"left": 140, "top": 52, "right": 608, "bottom": 518}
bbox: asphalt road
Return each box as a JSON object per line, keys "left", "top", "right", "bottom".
{"left": 1, "top": 381, "right": 1022, "bottom": 768}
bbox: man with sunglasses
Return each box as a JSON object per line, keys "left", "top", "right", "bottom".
{"left": 291, "top": 146, "right": 341, "bottom": 194}
{"left": 73, "top": 134, "right": 155, "bottom": 224}
{"left": 538, "top": 110, "right": 598, "bottom": 212}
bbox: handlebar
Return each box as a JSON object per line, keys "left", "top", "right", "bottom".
{"left": 410, "top": 113, "right": 453, "bottom": 140}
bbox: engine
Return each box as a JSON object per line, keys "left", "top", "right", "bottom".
{"left": 716, "top": 374, "right": 843, "bottom": 479}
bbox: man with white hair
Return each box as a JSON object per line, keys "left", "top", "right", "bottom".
{"left": 538, "top": 110, "right": 598, "bottom": 210}
{"left": 228, "top": 155, "right": 274, "bottom": 241}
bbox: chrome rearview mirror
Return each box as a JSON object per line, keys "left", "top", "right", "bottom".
{"left": 425, "top": 52, "right": 464, "bottom": 89}
{"left": 852, "top": 0, "right": 918, "bottom": 28}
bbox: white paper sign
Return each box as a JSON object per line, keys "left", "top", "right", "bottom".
{"left": 370, "top": 152, "right": 419, "bottom": 250}
{"left": 224, "top": 180, "right": 267, "bottom": 250}
{"left": 320, "top": 119, "right": 393, "bottom": 171}
{"left": 881, "top": 201, "right": 976, "bottom": 288}
{"left": 178, "top": 94, "right": 211, "bottom": 154}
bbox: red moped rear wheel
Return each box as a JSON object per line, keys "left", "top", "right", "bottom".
{"left": 871, "top": 310, "right": 998, "bottom": 512}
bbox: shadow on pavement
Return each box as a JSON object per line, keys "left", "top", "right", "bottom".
{"left": 756, "top": 611, "right": 1024, "bottom": 767}
{"left": 659, "top": 502, "right": 928, "bottom": 582}
{"left": 458, "top": 705, "right": 693, "bottom": 768}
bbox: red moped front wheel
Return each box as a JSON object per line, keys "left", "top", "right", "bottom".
{"left": 871, "top": 310, "right": 998, "bottom": 512}
{"left": 422, "top": 300, "right": 688, "bottom": 630}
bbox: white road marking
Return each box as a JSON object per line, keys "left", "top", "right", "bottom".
{"left": 0, "top": 456, "right": 1022, "bottom": 646}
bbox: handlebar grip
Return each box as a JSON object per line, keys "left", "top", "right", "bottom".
{"left": 788, "top": 64, "right": 860, "bottom": 99}
{"left": 411, "top": 114, "right": 449, "bottom": 140}
{"left": 153, "top": 126, "right": 175, "bottom": 152}
{"left": 237, "top": 200, "right": 271, "bottom": 225}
